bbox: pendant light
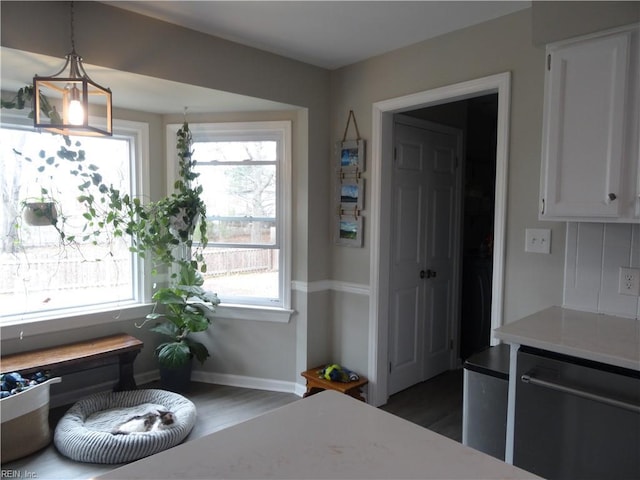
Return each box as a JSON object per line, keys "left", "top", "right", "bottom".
{"left": 33, "top": 1, "right": 112, "bottom": 136}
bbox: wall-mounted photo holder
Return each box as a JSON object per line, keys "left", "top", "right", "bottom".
{"left": 339, "top": 139, "right": 365, "bottom": 174}
{"left": 336, "top": 212, "right": 363, "bottom": 247}
{"left": 335, "top": 110, "right": 365, "bottom": 247}
{"left": 338, "top": 178, "right": 364, "bottom": 212}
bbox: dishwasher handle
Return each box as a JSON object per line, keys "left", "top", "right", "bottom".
{"left": 521, "top": 373, "right": 640, "bottom": 414}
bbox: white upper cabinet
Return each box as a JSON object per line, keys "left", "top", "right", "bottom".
{"left": 540, "top": 25, "right": 640, "bottom": 222}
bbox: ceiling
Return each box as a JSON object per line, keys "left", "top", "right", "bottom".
{"left": 1, "top": 1, "right": 530, "bottom": 114}
{"left": 109, "top": 1, "right": 530, "bottom": 69}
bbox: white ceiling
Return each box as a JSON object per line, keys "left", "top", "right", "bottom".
{"left": 109, "top": 1, "right": 530, "bottom": 69}
{"left": 1, "top": 1, "right": 530, "bottom": 114}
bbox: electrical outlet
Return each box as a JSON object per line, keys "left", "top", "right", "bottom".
{"left": 619, "top": 267, "right": 640, "bottom": 296}
{"left": 525, "top": 228, "right": 551, "bottom": 254}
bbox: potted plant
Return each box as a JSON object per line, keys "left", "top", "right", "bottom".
{"left": 94, "top": 122, "right": 220, "bottom": 390}
{"left": 22, "top": 200, "right": 58, "bottom": 226}
{"left": 3, "top": 90, "right": 220, "bottom": 389}
{"left": 71, "top": 121, "right": 219, "bottom": 390}
{"left": 146, "top": 261, "right": 219, "bottom": 391}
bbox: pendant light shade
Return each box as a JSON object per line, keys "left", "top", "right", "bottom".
{"left": 33, "top": 2, "right": 112, "bottom": 136}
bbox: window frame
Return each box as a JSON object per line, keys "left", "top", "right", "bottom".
{"left": 0, "top": 113, "right": 152, "bottom": 336}
{"left": 166, "top": 121, "right": 293, "bottom": 322}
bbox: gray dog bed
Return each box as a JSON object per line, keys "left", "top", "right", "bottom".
{"left": 54, "top": 389, "right": 196, "bottom": 464}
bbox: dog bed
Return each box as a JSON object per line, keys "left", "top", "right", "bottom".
{"left": 54, "top": 389, "right": 196, "bottom": 464}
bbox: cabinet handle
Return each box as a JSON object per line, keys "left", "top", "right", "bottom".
{"left": 521, "top": 374, "right": 640, "bottom": 413}
{"left": 608, "top": 193, "right": 617, "bottom": 202}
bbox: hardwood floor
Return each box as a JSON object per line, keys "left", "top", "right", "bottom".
{"left": 2, "top": 382, "right": 299, "bottom": 480}
{"left": 381, "top": 368, "right": 463, "bottom": 442}
{"left": 2, "top": 371, "right": 462, "bottom": 479}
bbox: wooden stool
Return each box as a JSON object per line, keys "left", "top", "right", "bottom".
{"left": 301, "top": 366, "right": 368, "bottom": 401}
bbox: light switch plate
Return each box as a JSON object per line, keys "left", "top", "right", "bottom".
{"left": 525, "top": 228, "right": 551, "bottom": 254}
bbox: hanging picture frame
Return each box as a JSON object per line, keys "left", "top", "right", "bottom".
{"left": 336, "top": 213, "right": 363, "bottom": 247}
{"left": 339, "top": 138, "right": 365, "bottom": 173}
{"left": 337, "top": 176, "right": 364, "bottom": 213}
{"left": 334, "top": 109, "right": 365, "bottom": 247}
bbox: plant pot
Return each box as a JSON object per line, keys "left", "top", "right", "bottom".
{"left": 23, "top": 202, "right": 58, "bottom": 226}
{"left": 158, "top": 359, "right": 193, "bottom": 393}
{"left": 169, "top": 210, "right": 197, "bottom": 241}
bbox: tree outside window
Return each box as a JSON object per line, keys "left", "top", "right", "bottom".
{"left": 186, "top": 121, "right": 291, "bottom": 308}
{"left": 0, "top": 122, "right": 144, "bottom": 320}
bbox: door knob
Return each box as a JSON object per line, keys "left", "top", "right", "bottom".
{"left": 608, "top": 193, "right": 617, "bottom": 201}
{"left": 420, "top": 269, "right": 437, "bottom": 279}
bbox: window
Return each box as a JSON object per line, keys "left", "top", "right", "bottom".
{"left": 0, "top": 116, "right": 149, "bottom": 322}
{"left": 176, "top": 121, "right": 291, "bottom": 310}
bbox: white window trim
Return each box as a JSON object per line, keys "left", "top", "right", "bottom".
{"left": 166, "top": 121, "right": 292, "bottom": 323}
{"left": 216, "top": 304, "right": 294, "bottom": 323}
{"left": 0, "top": 116, "right": 152, "bottom": 336}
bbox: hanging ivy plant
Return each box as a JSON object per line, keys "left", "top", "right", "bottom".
{"left": 3, "top": 90, "right": 219, "bottom": 368}
{"left": 1, "top": 85, "right": 61, "bottom": 123}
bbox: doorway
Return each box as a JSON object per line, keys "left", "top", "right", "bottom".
{"left": 368, "top": 73, "right": 511, "bottom": 407}
{"left": 402, "top": 95, "right": 499, "bottom": 361}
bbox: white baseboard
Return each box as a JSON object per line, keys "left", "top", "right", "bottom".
{"left": 294, "top": 382, "right": 307, "bottom": 397}
{"left": 49, "top": 370, "right": 159, "bottom": 408}
{"left": 49, "top": 370, "right": 303, "bottom": 408}
{"left": 192, "top": 370, "right": 304, "bottom": 397}
{"left": 135, "top": 370, "right": 161, "bottom": 386}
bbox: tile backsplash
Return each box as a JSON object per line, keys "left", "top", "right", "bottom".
{"left": 564, "top": 223, "right": 640, "bottom": 319}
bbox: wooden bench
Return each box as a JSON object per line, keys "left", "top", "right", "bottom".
{"left": 0, "top": 334, "right": 143, "bottom": 391}
{"left": 301, "top": 366, "right": 368, "bottom": 402}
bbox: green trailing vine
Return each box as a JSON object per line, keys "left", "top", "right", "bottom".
{"left": 78, "top": 121, "right": 209, "bottom": 275}
{"left": 1, "top": 85, "right": 62, "bottom": 124}
{"left": 77, "top": 121, "right": 219, "bottom": 368}
{"left": 3, "top": 89, "right": 207, "bottom": 271}
{"left": 2, "top": 89, "right": 219, "bottom": 368}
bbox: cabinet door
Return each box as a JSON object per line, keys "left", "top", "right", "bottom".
{"left": 541, "top": 31, "right": 630, "bottom": 218}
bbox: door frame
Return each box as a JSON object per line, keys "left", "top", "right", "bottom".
{"left": 368, "top": 72, "right": 511, "bottom": 407}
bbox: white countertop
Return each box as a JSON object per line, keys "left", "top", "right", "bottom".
{"left": 96, "top": 390, "right": 538, "bottom": 479}
{"left": 494, "top": 306, "right": 640, "bottom": 371}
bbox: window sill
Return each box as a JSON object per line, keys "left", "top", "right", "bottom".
{"left": 0, "top": 303, "right": 295, "bottom": 342}
{"left": 0, "top": 303, "right": 154, "bottom": 341}
{"left": 214, "top": 304, "right": 294, "bottom": 323}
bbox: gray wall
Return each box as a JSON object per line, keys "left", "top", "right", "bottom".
{"left": 329, "top": 8, "right": 564, "bottom": 333}
{"left": 0, "top": 1, "right": 332, "bottom": 392}
{"left": 1, "top": 1, "right": 636, "bottom": 398}
{"left": 531, "top": 1, "right": 640, "bottom": 45}
{"left": 326, "top": 3, "right": 639, "bottom": 378}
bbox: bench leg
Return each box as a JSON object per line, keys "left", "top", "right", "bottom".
{"left": 303, "top": 386, "right": 324, "bottom": 398}
{"left": 345, "top": 388, "right": 366, "bottom": 402}
{"left": 115, "top": 350, "right": 140, "bottom": 391}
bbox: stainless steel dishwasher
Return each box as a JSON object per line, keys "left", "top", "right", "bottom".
{"left": 514, "top": 346, "right": 640, "bottom": 479}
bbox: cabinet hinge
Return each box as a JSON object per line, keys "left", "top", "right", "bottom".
{"left": 389, "top": 362, "right": 393, "bottom": 373}
{"left": 450, "top": 339, "right": 454, "bottom": 351}
{"left": 547, "top": 54, "right": 551, "bottom": 71}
